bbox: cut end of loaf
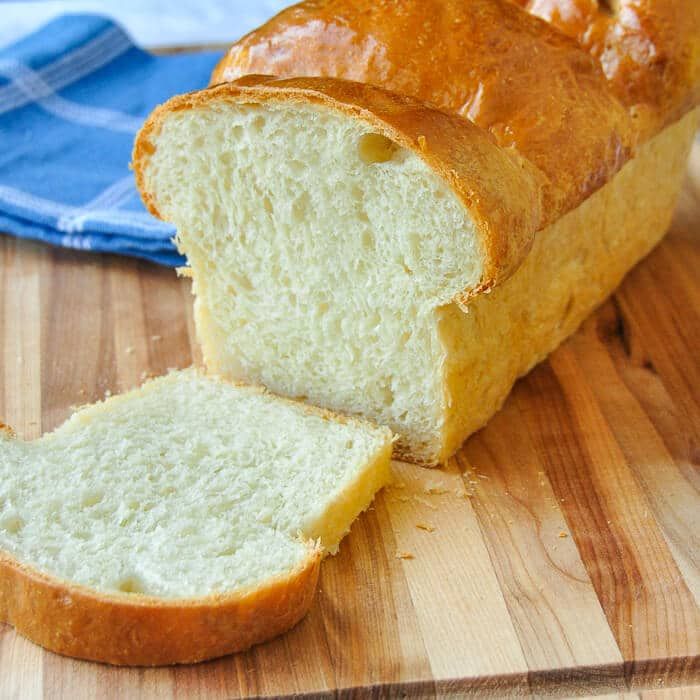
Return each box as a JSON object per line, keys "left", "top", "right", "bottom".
{"left": 137, "top": 91, "right": 488, "bottom": 307}
{"left": 134, "top": 79, "right": 532, "bottom": 464}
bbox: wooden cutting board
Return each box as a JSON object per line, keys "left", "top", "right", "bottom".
{"left": 0, "top": 142, "right": 698, "bottom": 700}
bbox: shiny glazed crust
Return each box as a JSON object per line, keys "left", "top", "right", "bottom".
{"left": 512, "top": 0, "right": 700, "bottom": 137}
{"left": 212, "top": 0, "right": 640, "bottom": 217}
{"left": 0, "top": 545, "right": 321, "bottom": 666}
{"left": 134, "top": 76, "right": 546, "bottom": 298}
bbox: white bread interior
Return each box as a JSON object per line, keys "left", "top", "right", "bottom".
{"left": 146, "top": 103, "right": 485, "bottom": 463}
{"left": 0, "top": 369, "right": 392, "bottom": 600}
{"left": 140, "top": 98, "right": 698, "bottom": 465}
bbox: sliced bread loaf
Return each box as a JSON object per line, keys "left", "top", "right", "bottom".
{"left": 134, "top": 0, "right": 699, "bottom": 466}
{"left": 0, "top": 370, "right": 393, "bottom": 666}
{"left": 134, "top": 77, "right": 544, "bottom": 465}
{"left": 133, "top": 75, "right": 698, "bottom": 465}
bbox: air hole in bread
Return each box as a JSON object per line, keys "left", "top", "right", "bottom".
{"left": 228, "top": 125, "right": 244, "bottom": 142}
{"left": 396, "top": 255, "right": 414, "bottom": 276}
{"left": 81, "top": 490, "right": 104, "bottom": 508}
{"left": 381, "top": 386, "right": 395, "bottom": 406}
{"left": 117, "top": 577, "right": 144, "bottom": 595}
{"left": 232, "top": 272, "right": 253, "bottom": 291}
{"left": 292, "top": 192, "right": 311, "bottom": 223}
{"left": 358, "top": 133, "right": 400, "bottom": 164}
{"left": 220, "top": 151, "right": 234, "bottom": 169}
{"left": 289, "top": 159, "right": 305, "bottom": 175}
{"left": 1, "top": 515, "right": 24, "bottom": 535}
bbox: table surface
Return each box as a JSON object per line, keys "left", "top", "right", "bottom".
{"left": 0, "top": 137, "right": 698, "bottom": 698}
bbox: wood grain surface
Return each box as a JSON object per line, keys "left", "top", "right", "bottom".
{"left": 0, "top": 141, "right": 698, "bottom": 698}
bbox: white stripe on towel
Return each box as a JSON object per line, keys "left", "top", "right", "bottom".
{"left": 0, "top": 26, "right": 132, "bottom": 114}
{"left": 57, "top": 176, "right": 137, "bottom": 233}
{"left": 0, "top": 59, "right": 143, "bottom": 132}
{"left": 0, "top": 184, "right": 171, "bottom": 233}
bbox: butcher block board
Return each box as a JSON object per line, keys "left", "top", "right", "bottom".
{"left": 1, "top": 142, "right": 699, "bottom": 700}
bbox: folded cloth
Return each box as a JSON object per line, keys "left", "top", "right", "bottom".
{"left": 0, "top": 14, "right": 223, "bottom": 266}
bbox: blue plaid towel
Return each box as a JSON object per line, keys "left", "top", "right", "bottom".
{"left": 0, "top": 15, "right": 223, "bottom": 266}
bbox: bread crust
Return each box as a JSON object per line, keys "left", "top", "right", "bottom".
{"left": 211, "top": 0, "right": 639, "bottom": 218}
{"left": 134, "top": 76, "right": 545, "bottom": 299}
{"left": 0, "top": 544, "right": 320, "bottom": 666}
{"left": 512, "top": 0, "right": 700, "bottom": 137}
{"left": 438, "top": 108, "right": 699, "bottom": 463}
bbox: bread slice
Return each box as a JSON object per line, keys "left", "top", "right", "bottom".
{"left": 0, "top": 370, "right": 393, "bottom": 666}
{"left": 133, "top": 76, "right": 698, "bottom": 465}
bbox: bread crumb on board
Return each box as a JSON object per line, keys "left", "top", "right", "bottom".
{"left": 558, "top": 531, "right": 569, "bottom": 539}
{"left": 413, "top": 495, "right": 437, "bottom": 510}
{"left": 424, "top": 481, "right": 449, "bottom": 495}
{"left": 395, "top": 551, "right": 415, "bottom": 560}
{"left": 415, "top": 522, "right": 435, "bottom": 532}
{"left": 390, "top": 493, "right": 411, "bottom": 503}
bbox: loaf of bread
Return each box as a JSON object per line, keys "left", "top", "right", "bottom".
{"left": 0, "top": 370, "right": 392, "bottom": 665}
{"left": 134, "top": 0, "right": 699, "bottom": 465}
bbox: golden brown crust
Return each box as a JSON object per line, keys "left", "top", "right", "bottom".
{"left": 212, "top": 0, "right": 638, "bottom": 217}
{"left": 134, "top": 76, "right": 546, "bottom": 297}
{"left": 513, "top": 0, "right": 700, "bottom": 137}
{"left": 439, "top": 108, "right": 699, "bottom": 464}
{"left": 0, "top": 544, "right": 321, "bottom": 666}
